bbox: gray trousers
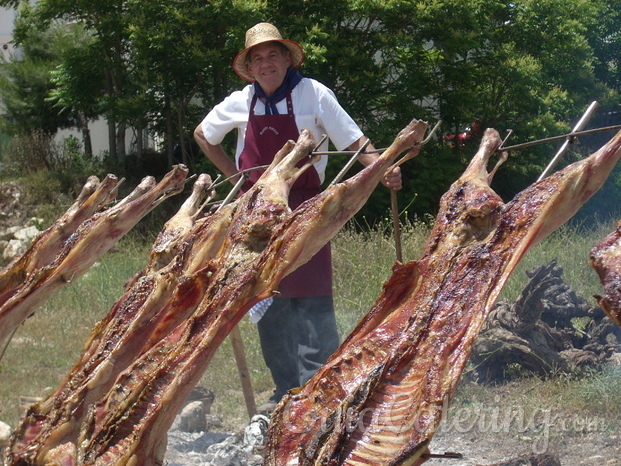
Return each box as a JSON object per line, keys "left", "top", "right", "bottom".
{"left": 257, "top": 296, "right": 340, "bottom": 402}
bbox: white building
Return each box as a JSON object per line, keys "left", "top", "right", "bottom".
{"left": 0, "top": 7, "right": 17, "bottom": 62}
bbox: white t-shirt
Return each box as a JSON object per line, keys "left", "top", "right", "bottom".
{"left": 200, "top": 77, "right": 364, "bottom": 183}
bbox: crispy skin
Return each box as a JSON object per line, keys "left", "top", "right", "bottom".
{"left": 264, "top": 128, "right": 621, "bottom": 466}
{"left": 590, "top": 222, "right": 621, "bottom": 327}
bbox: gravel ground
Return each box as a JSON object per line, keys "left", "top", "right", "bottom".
{"left": 163, "top": 415, "right": 621, "bottom": 465}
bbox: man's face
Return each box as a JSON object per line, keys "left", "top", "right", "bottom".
{"left": 246, "top": 42, "right": 291, "bottom": 97}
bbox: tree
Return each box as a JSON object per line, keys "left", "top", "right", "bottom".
{"left": 0, "top": 5, "right": 76, "bottom": 135}
{"left": 47, "top": 27, "right": 106, "bottom": 158}
{"left": 124, "top": 0, "right": 263, "bottom": 169}
{"left": 15, "top": 0, "right": 135, "bottom": 165}
{"left": 1, "top": 0, "right": 619, "bottom": 222}
{"left": 262, "top": 0, "right": 616, "bottom": 218}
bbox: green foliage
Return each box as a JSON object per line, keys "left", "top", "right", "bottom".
{"left": 263, "top": 0, "right": 621, "bottom": 221}
{"left": 0, "top": 9, "right": 76, "bottom": 135}
{"left": 48, "top": 27, "right": 104, "bottom": 121}
{"left": 1, "top": 0, "right": 621, "bottom": 222}
{"left": 0, "top": 130, "right": 58, "bottom": 175}
{"left": 0, "top": 131, "right": 104, "bottom": 210}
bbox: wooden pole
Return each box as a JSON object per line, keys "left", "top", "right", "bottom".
{"left": 229, "top": 325, "right": 257, "bottom": 418}
{"left": 391, "top": 190, "right": 403, "bottom": 262}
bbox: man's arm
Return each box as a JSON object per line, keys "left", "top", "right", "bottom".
{"left": 348, "top": 136, "right": 415, "bottom": 191}
{"left": 193, "top": 124, "right": 240, "bottom": 185}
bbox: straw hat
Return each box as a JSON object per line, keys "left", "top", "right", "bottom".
{"left": 233, "top": 23, "right": 305, "bottom": 82}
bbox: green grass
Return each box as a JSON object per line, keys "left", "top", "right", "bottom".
{"left": 497, "top": 220, "right": 616, "bottom": 305}
{"left": 0, "top": 217, "right": 619, "bottom": 435}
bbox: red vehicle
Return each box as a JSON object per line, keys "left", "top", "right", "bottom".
{"left": 443, "top": 120, "right": 485, "bottom": 148}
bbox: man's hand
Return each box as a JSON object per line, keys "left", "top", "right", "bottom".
{"left": 381, "top": 143, "right": 422, "bottom": 190}
{"left": 382, "top": 165, "right": 402, "bottom": 191}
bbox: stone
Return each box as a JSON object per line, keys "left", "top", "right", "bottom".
{"left": 243, "top": 414, "right": 270, "bottom": 451}
{"left": 177, "top": 400, "right": 207, "bottom": 433}
{"left": 184, "top": 385, "right": 215, "bottom": 414}
{"left": 0, "top": 421, "right": 12, "bottom": 449}
{"left": 3, "top": 239, "right": 25, "bottom": 260}
{"left": 12, "top": 225, "right": 40, "bottom": 242}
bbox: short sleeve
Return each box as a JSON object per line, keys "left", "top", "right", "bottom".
{"left": 201, "top": 88, "right": 252, "bottom": 146}
{"left": 312, "top": 82, "right": 363, "bottom": 151}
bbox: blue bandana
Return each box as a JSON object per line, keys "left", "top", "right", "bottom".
{"left": 253, "top": 68, "right": 303, "bottom": 115}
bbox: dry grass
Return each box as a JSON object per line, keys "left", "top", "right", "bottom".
{"left": 0, "top": 218, "right": 619, "bottom": 440}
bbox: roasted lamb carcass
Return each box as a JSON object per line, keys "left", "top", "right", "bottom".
{"left": 590, "top": 222, "right": 621, "bottom": 328}
{"left": 0, "top": 166, "right": 188, "bottom": 361}
{"left": 0, "top": 175, "right": 117, "bottom": 333}
{"left": 5, "top": 120, "right": 428, "bottom": 465}
{"left": 264, "top": 128, "right": 621, "bottom": 465}
{"left": 78, "top": 123, "right": 427, "bottom": 465}
{"left": 6, "top": 173, "right": 218, "bottom": 463}
{"left": 0, "top": 174, "right": 115, "bottom": 306}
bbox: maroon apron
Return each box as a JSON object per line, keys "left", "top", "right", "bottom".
{"left": 238, "top": 90, "right": 332, "bottom": 298}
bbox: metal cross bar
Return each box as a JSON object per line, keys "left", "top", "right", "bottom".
{"left": 329, "top": 138, "right": 371, "bottom": 186}
{"left": 497, "top": 124, "right": 621, "bottom": 153}
{"left": 213, "top": 120, "right": 443, "bottom": 205}
{"left": 424, "top": 451, "right": 464, "bottom": 459}
{"left": 313, "top": 119, "right": 442, "bottom": 158}
{"left": 216, "top": 171, "right": 249, "bottom": 212}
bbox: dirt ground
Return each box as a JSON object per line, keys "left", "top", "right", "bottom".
{"left": 162, "top": 419, "right": 620, "bottom": 465}
{"left": 162, "top": 388, "right": 621, "bottom": 466}
{"left": 427, "top": 426, "right": 620, "bottom": 465}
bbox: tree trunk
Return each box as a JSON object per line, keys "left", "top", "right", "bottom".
{"left": 177, "top": 104, "right": 188, "bottom": 166}
{"left": 165, "top": 94, "right": 174, "bottom": 167}
{"left": 107, "top": 113, "right": 117, "bottom": 163}
{"left": 76, "top": 111, "right": 93, "bottom": 158}
{"left": 116, "top": 121, "right": 126, "bottom": 167}
{"left": 136, "top": 123, "right": 144, "bottom": 167}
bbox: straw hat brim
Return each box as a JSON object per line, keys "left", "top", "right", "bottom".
{"left": 233, "top": 39, "right": 304, "bottom": 82}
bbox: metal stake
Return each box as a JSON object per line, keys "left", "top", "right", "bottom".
{"left": 329, "top": 139, "right": 371, "bottom": 186}
{"left": 538, "top": 100, "right": 599, "bottom": 181}
{"left": 389, "top": 120, "right": 442, "bottom": 262}
{"left": 214, "top": 171, "right": 258, "bottom": 419}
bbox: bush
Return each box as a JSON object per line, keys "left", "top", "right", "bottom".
{"left": 0, "top": 131, "right": 104, "bottom": 209}
{"left": 1, "top": 130, "right": 60, "bottom": 176}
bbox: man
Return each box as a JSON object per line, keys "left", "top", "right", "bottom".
{"left": 194, "top": 22, "right": 404, "bottom": 413}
